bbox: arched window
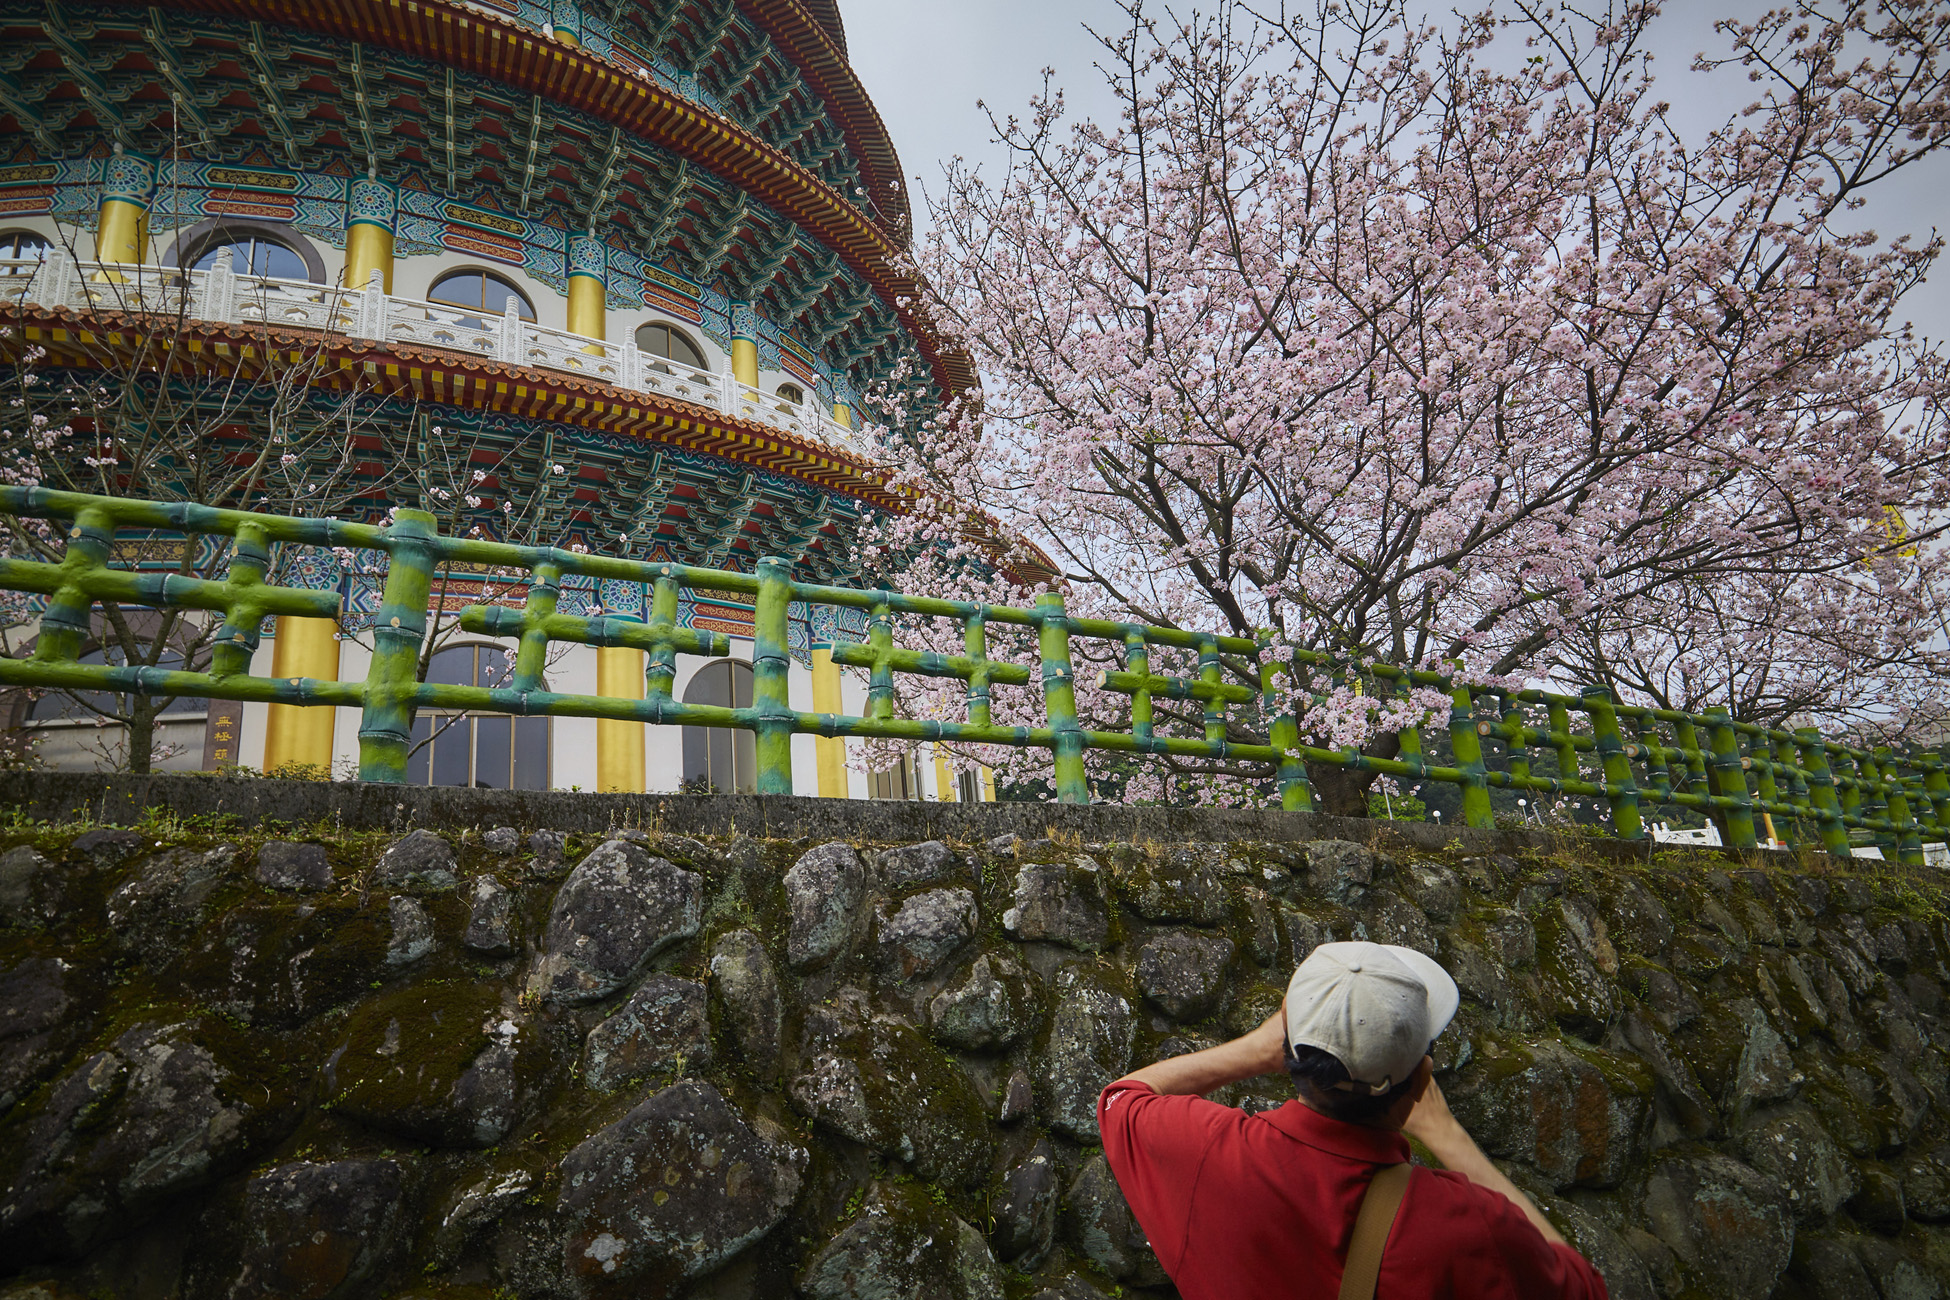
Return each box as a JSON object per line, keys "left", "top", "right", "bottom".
{"left": 680, "top": 660, "right": 754, "bottom": 793}
{"left": 0, "top": 230, "right": 51, "bottom": 263}
{"left": 169, "top": 220, "right": 324, "bottom": 283}
{"left": 405, "top": 643, "right": 549, "bottom": 789}
{"left": 635, "top": 321, "right": 707, "bottom": 371}
{"left": 194, "top": 235, "right": 309, "bottom": 280}
{"left": 428, "top": 270, "right": 536, "bottom": 322}
{"left": 776, "top": 382, "right": 805, "bottom": 406}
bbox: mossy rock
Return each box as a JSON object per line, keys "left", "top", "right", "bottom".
{"left": 324, "top": 981, "right": 519, "bottom": 1148}
{"left": 1447, "top": 1036, "right": 1651, "bottom": 1189}
{"left": 789, "top": 995, "right": 993, "bottom": 1186}
{"left": 163, "top": 898, "right": 392, "bottom": 1029}
{"left": 798, "top": 1180, "right": 1003, "bottom": 1300}
{"left": 0, "top": 1015, "right": 302, "bottom": 1264}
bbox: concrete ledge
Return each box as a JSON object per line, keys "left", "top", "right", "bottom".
{"left": 0, "top": 770, "right": 1689, "bottom": 863}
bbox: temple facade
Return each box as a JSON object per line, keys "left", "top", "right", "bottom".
{"left": 0, "top": 0, "right": 989, "bottom": 801}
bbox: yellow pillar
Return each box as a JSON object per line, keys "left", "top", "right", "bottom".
{"left": 344, "top": 176, "right": 397, "bottom": 293}
{"left": 731, "top": 300, "right": 759, "bottom": 389}
{"left": 811, "top": 644, "right": 847, "bottom": 797}
{"left": 567, "top": 234, "right": 605, "bottom": 353}
{"left": 832, "top": 402, "right": 852, "bottom": 428}
{"left": 596, "top": 646, "right": 645, "bottom": 792}
{"left": 551, "top": 0, "right": 580, "bottom": 42}
{"left": 933, "top": 748, "right": 957, "bottom": 802}
{"left": 980, "top": 766, "right": 996, "bottom": 802}
{"left": 262, "top": 617, "right": 341, "bottom": 773}
{"left": 95, "top": 149, "right": 155, "bottom": 278}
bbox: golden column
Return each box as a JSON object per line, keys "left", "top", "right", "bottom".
{"left": 731, "top": 300, "right": 760, "bottom": 390}
{"left": 577, "top": 240, "right": 641, "bottom": 791}
{"left": 550, "top": 0, "right": 581, "bottom": 43}
{"left": 262, "top": 177, "right": 391, "bottom": 772}
{"left": 811, "top": 638, "right": 847, "bottom": 797}
{"left": 595, "top": 575, "right": 645, "bottom": 793}
{"left": 933, "top": 748, "right": 957, "bottom": 802}
{"left": 567, "top": 233, "right": 606, "bottom": 352}
{"left": 343, "top": 175, "right": 397, "bottom": 293}
{"left": 94, "top": 148, "right": 155, "bottom": 276}
{"left": 832, "top": 401, "right": 852, "bottom": 428}
{"left": 262, "top": 621, "right": 342, "bottom": 773}
{"left": 595, "top": 645, "right": 646, "bottom": 792}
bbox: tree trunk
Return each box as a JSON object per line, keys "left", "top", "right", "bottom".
{"left": 1303, "top": 730, "right": 1403, "bottom": 818}
{"left": 125, "top": 698, "right": 154, "bottom": 774}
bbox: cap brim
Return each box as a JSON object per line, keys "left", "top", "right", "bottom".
{"left": 1380, "top": 945, "right": 1460, "bottom": 1046}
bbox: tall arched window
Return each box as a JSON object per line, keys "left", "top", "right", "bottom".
{"left": 428, "top": 270, "right": 536, "bottom": 323}
{"left": 0, "top": 231, "right": 51, "bottom": 287}
{"left": 193, "top": 235, "right": 310, "bottom": 280}
{"left": 680, "top": 660, "right": 754, "bottom": 793}
{"left": 635, "top": 321, "right": 707, "bottom": 371}
{"left": 0, "top": 231, "right": 51, "bottom": 263}
{"left": 776, "top": 382, "right": 805, "bottom": 406}
{"left": 405, "top": 643, "right": 549, "bottom": 788}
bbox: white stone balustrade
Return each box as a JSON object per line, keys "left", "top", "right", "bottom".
{"left": 0, "top": 252, "right": 872, "bottom": 459}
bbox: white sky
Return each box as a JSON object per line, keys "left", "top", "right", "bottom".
{"left": 843, "top": 0, "right": 1949, "bottom": 342}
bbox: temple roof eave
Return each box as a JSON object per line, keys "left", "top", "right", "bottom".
{"left": 734, "top": 0, "right": 907, "bottom": 234}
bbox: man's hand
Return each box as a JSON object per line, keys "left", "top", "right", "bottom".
{"left": 1404, "top": 1076, "right": 1567, "bottom": 1248}
{"left": 1108, "top": 1007, "right": 1287, "bottom": 1097}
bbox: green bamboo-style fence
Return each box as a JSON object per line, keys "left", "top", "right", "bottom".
{"left": 2, "top": 486, "right": 1946, "bottom": 864}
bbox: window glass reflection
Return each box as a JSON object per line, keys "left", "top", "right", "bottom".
{"left": 410, "top": 643, "right": 548, "bottom": 788}
{"left": 429, "top": 270, "right": 536, "bottom": 321}
{"left": 193, "top": 237, "right": 309, "bottom": 281}
{"left": 634, "top": 322, "right": 707, "bottom": 370}
{"left": 680, "top": 661, "right": 754, "bottom": 793}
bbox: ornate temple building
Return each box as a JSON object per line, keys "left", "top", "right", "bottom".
{"left": 0, "top": 0, "right": 990, "bottom": 801}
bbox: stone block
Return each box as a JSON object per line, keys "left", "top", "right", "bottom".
{"left": 785, "top": 842, "right": 867, "bottom": 972}
{"left": 255, "top": 841, "right": 332, "bottom": 892}
{"left": 1003, "top": 862, "right": 1111, "bottom": 953}
{"left": 533, "top": 841, "right": 701, "bottom": 1004}
{"left": 582, "top": 975, "right": 710, "bottom": 1092}
{"left": 559, "top": 1079, "right": 804, "bottom": 1292}
{"left": 371, "top": 829, "right": 457, "bottom": 893}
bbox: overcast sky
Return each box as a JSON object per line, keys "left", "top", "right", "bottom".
{"left": 843, "top": 0, "right": 1949, "bottom": 342}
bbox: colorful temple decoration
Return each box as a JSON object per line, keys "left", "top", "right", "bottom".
{"left": 0, "top": 0, "right": 984, "bottom": 801}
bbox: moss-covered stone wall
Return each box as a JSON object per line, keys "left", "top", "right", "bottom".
{"left": 2, "top": 809, "right": 1948, "bottom": 1300}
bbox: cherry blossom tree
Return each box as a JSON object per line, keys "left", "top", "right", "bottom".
{"left": 871, "top": 0, "right": 1950, "bottom": 812}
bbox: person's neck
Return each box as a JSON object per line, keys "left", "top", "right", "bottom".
{"left": 1294, "top": 1091, "right": 1408, "bottom": 1132}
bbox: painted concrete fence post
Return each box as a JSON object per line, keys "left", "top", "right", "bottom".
{"left": 751, "top": 556, "right": 795, "bottom": 795}
{"left": 1035, "top": 591, "right": 1088, "bottom": 805}
{"left": 1705, "top": 707, "right": 1759, "bottom": 850}
{"left": 1583, "top": 686, "right": 1645, "bottom": 840}
{"left": 356, "top": 509, "right": 437, "bottom": 783}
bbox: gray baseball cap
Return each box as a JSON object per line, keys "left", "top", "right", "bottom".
{"left": 1284, "top": 941, "right": 1460, "bottom": 1093}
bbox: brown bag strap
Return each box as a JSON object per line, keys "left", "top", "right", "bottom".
{"left": 1337, "top": 1163, "right": 1413, "bottom": 1300}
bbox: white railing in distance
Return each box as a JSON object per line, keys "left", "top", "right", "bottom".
{"left": 5, "top": 252, "right": 871, "bottom": 459}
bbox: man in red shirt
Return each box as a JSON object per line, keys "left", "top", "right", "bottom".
{"left": 1099, "top": 941, "right": 1609, "bottom": 1299}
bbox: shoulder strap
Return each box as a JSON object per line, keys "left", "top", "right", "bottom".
{"left": 1337, "top": 1163, "right": 1413, "bottom": 1300}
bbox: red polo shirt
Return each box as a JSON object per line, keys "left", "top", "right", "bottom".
{"left": 1099, "top": 1082, "right": 1608, "bottom": 1300}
